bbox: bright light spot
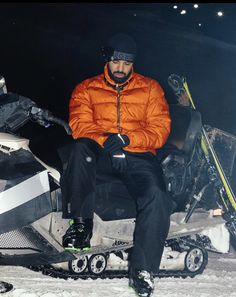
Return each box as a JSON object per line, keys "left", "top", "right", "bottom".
{"left": 217, "top": 11, "right": 224, "bottom": 17}
{"left": 193, "top": 4, "right": 199, "bottom": 8}
{"left": 198, "top": 23, "right": 202, "bottom": 27}
{"left": 133, "top": 13, "right": 137, "bottom": 17}
{"left": 173, "top": 5, "right": 178, "bottom": 9}
{"left": 212, "top": 208, "right": 223, "bottom": 216}
{"left": 180, "top": 10, "right": 187, "bottom": 15}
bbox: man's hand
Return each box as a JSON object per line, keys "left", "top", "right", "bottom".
{"left": 111, "top": 151, "right": 127, "bottom": 173}
{"left": 103, "top": 133, "right": 129, "bottom": 173}
{"left": 103, "top": 133, "right": 130, "bottom": 155}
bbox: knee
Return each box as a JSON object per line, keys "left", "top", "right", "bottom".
{"left": 140, "top": 186, "right": 172, "bottom": 214}
{"left": 152, "top": 189, "right": 174, "bottom": 217}
{"left": 145, "top": 184, "right": 163, "bottom": 201}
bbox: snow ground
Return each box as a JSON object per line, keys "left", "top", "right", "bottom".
{"left": 1, "top": 250, "right": 236, "bottom": 297}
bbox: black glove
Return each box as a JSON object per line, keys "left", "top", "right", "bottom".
{"left": 103, "top": 133, "right": 130, "bottom": 154}
{"left": 110, "top": 150, "right": 128, "bottom": 173}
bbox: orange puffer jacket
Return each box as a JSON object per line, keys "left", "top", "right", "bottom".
{"left": 69, "top": 64, "right": 171, "bottom": 154}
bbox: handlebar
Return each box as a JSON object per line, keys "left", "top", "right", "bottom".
{"left": 30, "top": 106, "right": 72, "bottom": 135}
{"left": 46, "top": 114, "right": 72, "bottom": 135}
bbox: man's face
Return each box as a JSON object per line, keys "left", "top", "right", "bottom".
{"left": 108, "top": 60, "right": 133, "bottom": 84}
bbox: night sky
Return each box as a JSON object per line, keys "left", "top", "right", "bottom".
{"left": 1, "top": 3, "right": 236, "bottom": 168}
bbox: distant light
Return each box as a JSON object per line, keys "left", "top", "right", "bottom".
{"left": 217, "top": 11, "right": 224, "bottom": 17}
{"left": 198, "top": 23, "right": 202, "bottom": 27}
{"left": 133, "top": 13, "right": 137, "bottom": 17}
{"left": 173, "top": 5, "right": 178, "bottom": 9}
{"left": 193, "top": 4, "right": 199, "bottom": 9}
{"left": 180, "top": 10, "right": 187, "bottom": 15}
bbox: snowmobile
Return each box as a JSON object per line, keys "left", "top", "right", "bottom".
{"left": 0, "top": 74, "right": 233, "bottom": 281}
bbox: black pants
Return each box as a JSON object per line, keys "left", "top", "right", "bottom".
{"left": 61, "top": 138, "right": 173, "bottom": 273}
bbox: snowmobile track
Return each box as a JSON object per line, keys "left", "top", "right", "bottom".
{"left": 27, "top": 261, "right": 208, "bottom": 280}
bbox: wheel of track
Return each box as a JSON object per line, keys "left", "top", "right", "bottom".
{"left": 68, "top": 255, "right": 88, "bottom": 274}
{"left": 184, "top": 247, "right": 208, "bottom": 276}
{"left": 88, "top": 253, "right": 107, "bottom": 275}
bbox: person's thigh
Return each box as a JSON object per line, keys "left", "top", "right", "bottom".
{"left": 123, "top": 152, "right": 166, "bottom": 199}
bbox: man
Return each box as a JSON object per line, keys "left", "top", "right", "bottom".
{"left": 61, "top": 33, "right": 172, "bottom": 297}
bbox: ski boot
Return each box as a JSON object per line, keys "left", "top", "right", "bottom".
{"left": 129, "top": 269, "right": 154, "bottom": 297}
{"left": 62, "top": 218, "right": 93, "bottom": 252}
{"left": 0, "top": 281, "right": 13, "bottom": 294}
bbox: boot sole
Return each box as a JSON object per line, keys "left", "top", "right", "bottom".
{"left": 129, "top": 285, "right": 139, "bottom": 296}
{"left": 64, "top": 247, "right": 91, "bottom": 253}
{"left": 129, "top": 284, "right": 153, "bottom": 297}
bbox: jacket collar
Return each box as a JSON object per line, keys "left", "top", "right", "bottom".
{"left": 103, "top": 63, "right": 134, "bottom": 90}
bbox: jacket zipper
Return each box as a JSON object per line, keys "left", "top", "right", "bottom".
{"left": 116, "top": 84, "right": 121, "bottom": 133}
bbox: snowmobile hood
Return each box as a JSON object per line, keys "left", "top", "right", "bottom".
{"left": 0, "top": 132, "right": 29, "bottom": 151}
{"left": 0, "top": 133, "right": 60, "bottom": 182}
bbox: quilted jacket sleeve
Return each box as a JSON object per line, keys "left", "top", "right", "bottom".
{"left": 69, "top": 82, "right": 106, "bottom": 146}
{"left": 125, "top": 80, "right": 171, "bottom": 150}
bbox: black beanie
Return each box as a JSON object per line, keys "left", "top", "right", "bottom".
{"left": 102, "top": 33, "right": 137, "bottom": 62}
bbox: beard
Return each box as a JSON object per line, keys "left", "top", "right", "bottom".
{"left": 108, "top": 64, "right": 132, "bottom": 84}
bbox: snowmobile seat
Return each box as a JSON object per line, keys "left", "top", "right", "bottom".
{"left": 159, "top": 104, "right": 202, "bottom": 200}
{"left": 158, "top": 104, "right": 202, "bottom": 158}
